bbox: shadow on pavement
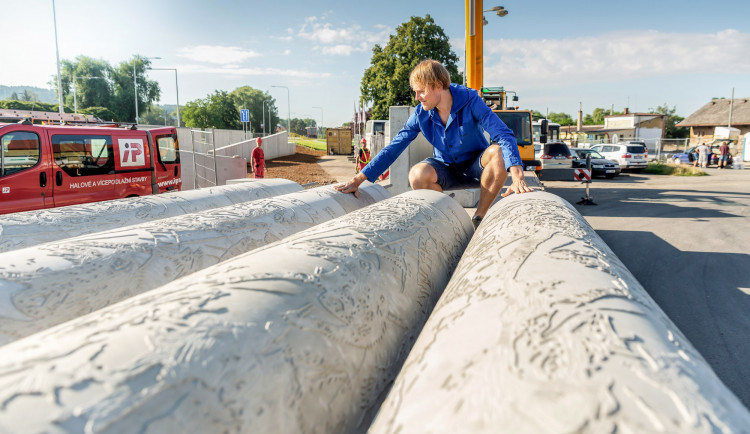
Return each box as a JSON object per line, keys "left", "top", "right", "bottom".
{"left": 549, "top": 187, "right": 747, "bottom": 219}
{"left": 598, "top": 229, "right": 750, "bottom": 409}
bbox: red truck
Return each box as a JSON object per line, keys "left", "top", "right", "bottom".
{"left": 0, "top": 121, "right": 181, "bottom": 214}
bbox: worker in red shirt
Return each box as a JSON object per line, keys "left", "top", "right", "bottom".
{"left": 251, "top": 137, "right": 265, "bottom": 178}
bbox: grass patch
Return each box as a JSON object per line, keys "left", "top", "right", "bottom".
{"left": 643, "top": 162, "right": 708, "bottom": 176}
{"left": 289, "top": 134, "right": 327, "bottom": 151}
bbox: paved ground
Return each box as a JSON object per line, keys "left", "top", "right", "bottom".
{"left": 543, "top": 168, "right": 750, "bottom": 410}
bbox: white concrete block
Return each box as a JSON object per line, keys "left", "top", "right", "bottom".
{"left": 369, "top": 191, "right": 750, "bottom": 433}
{"left": 0, "top": 183, "right": 389, "bottom": 346}
{"left": 0, "top": 179, "right": 301, "bottom": 253}
{"left": 0, "top": 190, "right": 472, "bottom": 433}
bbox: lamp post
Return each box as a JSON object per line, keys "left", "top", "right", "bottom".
{"left": 271, "top": 85, "right": 290, "bottom": 137}
{"left": 465, "top": 1, "right": 508, "bottom": 91}
{"left": 133, "top": 55, "right": 161, "bottom": 124}
{"left": 262, "top": 99, "right": 271, "bottom": 136}
{"left": 52, "top": 0, "right": 64, "bottom": 116}
{"left": 147, "top": 67, "right": 181, "bottom": 127}
{"left": 72, "top": 76, "right": 106, "bottom": 114}
{"left": 312, "top": 106, "right": 323, "bottom": 138}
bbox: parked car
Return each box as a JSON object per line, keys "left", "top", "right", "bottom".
{"left": 672, "top": 144, "right": 733, "bottom": 166}
{"left": 591, "top": 143, "right": 648, "bottom": 172}
{"left": 538, "top": 141, "right": 572, "bottom": 169}
{"left": 570, "top": 148, "right": 620, "bottom": 178}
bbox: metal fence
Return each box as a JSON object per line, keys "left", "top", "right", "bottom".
{"left": 190, "top": 129, "right": 218, "bottom": 189}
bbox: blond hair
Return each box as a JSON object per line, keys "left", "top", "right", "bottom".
{"left": 409, "top": 59, "right": 451, "bottom": 90}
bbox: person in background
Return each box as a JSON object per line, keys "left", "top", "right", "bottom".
{"left": 696, "top": 143, "right": 710, "bottom": 169}
{"left": 718, "top": 140, "right": 730, "bottom": 169}
{"left": 335, "top": 59, "right": 533, "bottom": 229}
{"left": 356, "top": 138, "right": 371, "bottom": 174}
{"left": 251, "top": 137, "right": 265, "bottom": 178}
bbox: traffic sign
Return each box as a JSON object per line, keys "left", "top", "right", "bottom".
{"left": 574, "top": 168, "right": 591, "bottom": 181}
{"left": 240, "top": 109, "right": 250, "bottom": 123}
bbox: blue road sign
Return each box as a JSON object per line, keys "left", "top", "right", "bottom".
{"left": 240, "top": 109, "right": 250, "bottom": 123}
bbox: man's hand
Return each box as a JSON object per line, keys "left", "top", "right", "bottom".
{"left": 334, "top": 172, "right": 367, "bottom": 198}
{"left": 501, "top": 165, "right": 535, "bottom": 197}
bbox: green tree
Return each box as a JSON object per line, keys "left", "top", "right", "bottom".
{"left": 548, "top": 112, "right": 575, "bottom": 126}
{"left": 109, "top": 56, "right": 160, "bottom": 122}
{"left": 140, "top": 105, "right": 174, "bottom": 126}
{"left": 60, "top": 56, "right": 113, "bottom": 112}
{"left": 80, "top": 106, "right": 118, "bottom": 122}
{"left": 361, "top": 15, "right": 460, "bottom": 120}
{"left": 583, "top": 107, "right": 608, "bottom": 125}
{"left": 289, "top": 117, "right": 316, "bottom": 135}
{"left": 229, "top": 86, "right": 278, "bottom": 134}
{"left": 182, "top": 91, "right": 242, "bottom": 130}
{"left": 9, "top": 92, "right": 18, "bottom": 100}
{"left": 655, "top": 103, "right": 688, "bottom": 139}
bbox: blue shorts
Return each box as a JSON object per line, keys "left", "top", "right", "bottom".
{"left": 420, "top": 150, "right": 486, "bottom": 190}
{"left": 719, "top": 155, "right": 729, "bottom": 162}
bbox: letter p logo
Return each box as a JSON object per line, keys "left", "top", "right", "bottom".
{"left": 118, "top": 138, "right": 146, "bottom": 167}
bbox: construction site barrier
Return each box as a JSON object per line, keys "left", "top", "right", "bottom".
{"left": 0, "top": 190, "right": 472, "bottom": 433}
{"left": 369, "top": 191, "right": 750, "bottom": 433}
{"left": 0, "top": 179, "right": 302, "bottom": 253}
{"left": 0, "top": 183, "right": 390, "bottom": 346}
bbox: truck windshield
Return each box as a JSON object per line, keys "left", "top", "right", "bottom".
{"left": 496, "top": 112, "right": 532, "bottom": 146}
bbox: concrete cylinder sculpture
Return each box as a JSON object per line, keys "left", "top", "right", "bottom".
{"left": 0, "top": 190, "right": 472, "bottom": 433}
{"left": 0, "top": 183, "right": 390, "bottom": 346}
{"left": 369, "top": 191, "right": 750, "bottom": 433}
{"left": 0, "top": 179, "right": 302, "bottom": 253}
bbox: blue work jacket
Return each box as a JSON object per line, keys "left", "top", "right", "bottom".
{"left": 361, "top": 84, "right": 522, "bottom": 182}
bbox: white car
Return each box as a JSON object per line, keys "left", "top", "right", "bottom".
{"left": 538, "top": 142, "right": 573, "bottom": 169}
{"left": 590, "top": 143, "right": 648, "bottom": 172}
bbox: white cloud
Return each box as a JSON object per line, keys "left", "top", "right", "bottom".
{"left": 178, "top": 45, "right": 260, "bottom": 64}
{"left": 179, "top": 64, "right": 331, "bottom": 79}
{"left": 283, "top": 49, "right": 291, "bottom": 56}
{"left": 298, "top": 16, "right": 392, "bottom": 56}
{"left": 482, "top": 29, "right": 750, "bottom": 88}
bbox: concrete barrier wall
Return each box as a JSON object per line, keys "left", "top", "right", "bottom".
{"left": 0, "top": 183, "right": 390, "bottom": 346}
{"left": 216, "top": 131, "right": 293, "bottom": 161}
{"left": 388, "top": 106, "right": 433, "bottom": 196}
{"left": 369, "top": 192, "right": 750, "bottom": 433}
{"left": 0, "top": 179, "right": 301, "bottom": 253}
{"left": 0, "top": 190, "right": 472, "bottom": 433}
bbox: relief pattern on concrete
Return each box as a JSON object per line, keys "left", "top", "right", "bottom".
{"left": 0, "top": 179, "right": 302, "bottom": 254}
{"left": 0, "top": 183, "right": 389, "bottom": 346}
{"left": 0, "top": 190, "right": 472, "bottom": 434}
{"left": 369, "top": 192, "right": 750, "bottom": 433}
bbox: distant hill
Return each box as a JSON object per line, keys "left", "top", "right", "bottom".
{"left": 0, "top": 85, "right": 57, "bottom": 103}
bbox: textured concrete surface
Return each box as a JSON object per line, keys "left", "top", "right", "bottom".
{"left": 0, "top": 190, "right": 472, "bottom": 434}
{"left": 369, "top": 191, "right": 750, "bottom": 433}
{"left": 0, "top": 179, "right": 301, "bottom": 253}
{"left": 0, "top": 183, "right": 389, "bottom": 346}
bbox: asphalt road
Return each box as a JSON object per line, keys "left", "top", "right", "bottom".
{"left": 544, "top": 167, "right": 750, "bottom": 410}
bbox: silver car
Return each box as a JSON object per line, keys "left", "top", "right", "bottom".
{"left": 591, "top": 143, "right": 648, "bottom": 172}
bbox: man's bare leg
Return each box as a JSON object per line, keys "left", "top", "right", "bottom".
{"left": 409, "top": 163, "right": 442, "bottom": 192}
{"left": 475, "top": 145, "right": 507, "bottom": 218}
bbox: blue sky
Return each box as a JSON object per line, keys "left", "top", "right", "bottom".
{"left": 3, "top": 0, "right": 749, "bottom": 126}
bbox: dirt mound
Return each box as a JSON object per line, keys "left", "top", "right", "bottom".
{"left": 254, "top": 145, "right": 339, "bottom": 186}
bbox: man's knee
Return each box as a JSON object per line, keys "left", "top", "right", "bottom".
{"left": 482, "top": 145, "right": 506, "bottom": 170}
{"left": 409, "top": 163, "right": 438, "bottom": 189}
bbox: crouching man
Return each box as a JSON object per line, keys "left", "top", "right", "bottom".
{"left": 335, "top": 59, "right": 533, "bottom": 228}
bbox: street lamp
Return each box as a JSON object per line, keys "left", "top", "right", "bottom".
{"left": 147, "top": 67, "right": 181, "bottom": 127}
{"left": 72, "top": 76, "right": 106, "bottom": 114}
{"left": 133, "top": 55, "right": 161, "bottom": 123}
{"left": 466, "top": 1, "right": 508, "bottom": 91}
{"left": 262, "top": 99, "right": 271, "bottom": 136}
{"left": 52, "top": 0, "right": 64, "bottom": 116}
{"left": 271, "top": 85, "right": 290, "bottom": 137}
{"left": 312, "top": 106, "right": 323, "bottom": 137}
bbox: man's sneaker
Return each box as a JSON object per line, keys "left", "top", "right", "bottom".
{"left": 471, "top": 215, "right": 482, "bottom": 230}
